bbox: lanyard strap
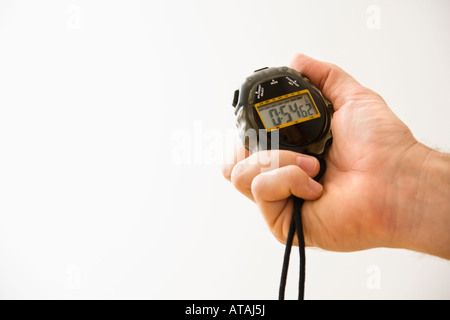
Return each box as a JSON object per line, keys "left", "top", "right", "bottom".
{"left": 278, "top": 157, "right": 326, "bottom": 300}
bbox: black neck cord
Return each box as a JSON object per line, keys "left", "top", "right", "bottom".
{"left": 279, "top": 157, "right": 326, "bottom": 300}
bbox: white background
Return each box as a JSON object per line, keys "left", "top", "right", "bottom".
{"left": 0, "top": 0, "right": 449, "bottom": 299}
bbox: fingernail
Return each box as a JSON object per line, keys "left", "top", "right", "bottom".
{"left": 296, "top": 156, "right": 317, "bottom": 173}
{"left": 308, "top": 178, "right": 323, "bottom": 195}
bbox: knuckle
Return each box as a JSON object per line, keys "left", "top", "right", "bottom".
{"left": 250, "top": 174, "right": 264, "bottom": 198}
{"left": 230, "top": 162, "right": 248, "bottom": 190}
{"left": 222, "top": 163, "right": 233, "bottom": 181}
{"left": 285, "top": 165, "right": 307, "bottom": 183}
{"left": 285, "top": 165, "right": 309, "bottom": 194}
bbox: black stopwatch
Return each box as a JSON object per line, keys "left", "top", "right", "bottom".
{"left": 231, "top": 66, "right": 334, "bottom": 300}
{"left": 232, "top": 66, "right": 333, "bottom": 157}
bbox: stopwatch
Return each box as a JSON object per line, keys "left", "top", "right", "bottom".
{"left": 232, "top": 66, "right": 333, "bottom": 157}
{"left": 231, "top": 66, "right": 334, "bottom": 300}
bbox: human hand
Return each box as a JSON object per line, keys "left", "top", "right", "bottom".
{"left": 223, "top": 54, "right": 450, "bottom": 259}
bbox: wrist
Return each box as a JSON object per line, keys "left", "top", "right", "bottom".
{"left": 391, "top": 142, "right": 450, "bottom": 259}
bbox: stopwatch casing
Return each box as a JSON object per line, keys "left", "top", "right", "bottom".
{"left": 232, "top": 67, "right": 333, "bottom": 157}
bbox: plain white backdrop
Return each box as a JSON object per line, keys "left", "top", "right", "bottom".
{"left": 0, "top": 0, "right": 449, "bottom": 299}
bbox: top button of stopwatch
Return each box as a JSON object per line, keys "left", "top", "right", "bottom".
{"left": 254, "top": 67, "right": 268, "bottom": 73}
{"left": 232, "top": 68, "right": 268, "bottom": 107}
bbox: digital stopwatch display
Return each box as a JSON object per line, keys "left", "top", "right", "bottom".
{"left": 233, "top": 66, "right": 333, "bottom": 155}
{"left": 255, "top": 90, "right": 321, "bottom": 131}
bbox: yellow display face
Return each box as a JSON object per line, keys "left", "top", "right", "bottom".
{"left": 254, "top": 90, "right": 321, "bottom": 132}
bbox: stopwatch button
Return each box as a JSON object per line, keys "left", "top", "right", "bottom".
{"left": 254, "top": 67, "right": 268, "bottom": 73}
{"left": 232, "top": 90, "right": 239, "bottom": 107}
{"left": 302, "top": 75, "right": 311, "bottom": 83}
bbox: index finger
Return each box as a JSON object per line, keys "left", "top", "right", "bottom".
{"left": 222, "top": 139, "right": 250, "bottom": 182}
{"left": 290, "top": 53, "right": 365, "bottom": 110}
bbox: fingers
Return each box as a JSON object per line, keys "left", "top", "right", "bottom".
{"left": 252, "top": 165, "right": 323, "bottom": 202}
{"left": 290, "top": 53, "right": 364, "bottom": 110}
{"left": 229, "top": 150, "right": 320, "bottom": 201}
{"left": 222, "top": 141, "right": 250, "bottom": 182}
{"left": 251, "top": 165, "right": 324, "bottom": 243}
